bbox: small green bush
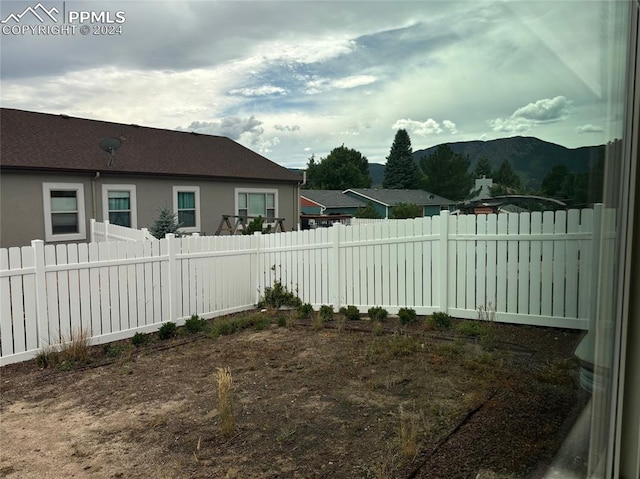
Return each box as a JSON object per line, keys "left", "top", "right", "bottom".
{"left": 158, "top": 321, "right": 177, "bottom": 340}
{"left": 102, "top": 343, "right": 124, "bottom": 358}
{"left": 430, "top": 311, "right": 452, "bottom": 329}
{"left": 258, "top": 281, "right": 302, "bottom": 309}
{"left": 277, "top": 316, "right": 287, "bottom": 327}
{"left": 131, "top": 332, "right": 150, "bottom": 347}
{"left": 297, "top": 303, "right": 314, "bottom": 319}
{"left": 184, "top": 314, "right": 208, "bottom": 334}
{"left": 209, "top": 314, "right": 271, "bottom": 338}
{"left": 339, "top": 305, "right": 360, "bottom": 321}
{"left": 398, "top": 307, "right": 417, "bottom": 325}
{"left": 368, "top": 306, "right": 388, "bottom": 322}
{"left": 319, "top": 304, "right": 334, "bottom": 321}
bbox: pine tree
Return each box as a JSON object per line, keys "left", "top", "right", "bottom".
{"left": 149, "top": 207, "right": 181, "bottom": 239}
{"left": 419, "top": 145, "right": 474, "bottom": 201}
{"left": 383, "top": 129, "right": 423, "bottom": 189}
{"left": 473, "top": 157, "right": 494, "bottom": 179}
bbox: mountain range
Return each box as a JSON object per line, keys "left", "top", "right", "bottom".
{"left": 369, "top": 136, "right": 605, "bottom": 189}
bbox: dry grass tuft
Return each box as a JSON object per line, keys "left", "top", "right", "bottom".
{"left": 217, "top": 367, "right": 236, "bottom": 438}
{"left": 396, "top": 405, "right": 419, "bottom": 460}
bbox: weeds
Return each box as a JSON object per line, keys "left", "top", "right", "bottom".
{"left": 209, "top": 314, "right": 271, "bottom": 338}
{"left": 312, "top": 313, "right": 324, "bottom": 331}
{"left": 396, "top": 405, "right": 419, "bottom": 460}
{"left": 477, "top": 303, "right": 497, "bottom": 350}
{"left": 35, "top": 328, "right": 93, "bottom": 370}
{"left": 217, "top": 367, "right": 235, "bottom": 438}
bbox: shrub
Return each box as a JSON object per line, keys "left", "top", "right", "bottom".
{"left": 368, "top": 306, "right": 388, "bottom": 322}
{"left": 209, "top": 313, "right": 271, "bottom": 338}
{"left": 102, "top": 343, "right": 124, "bottom": 358}
{"left": 297, "top": 303, "right": 313, "bottom": 319}
{"left": 149, "top": 207, "right": 181, "bottom": 239}
{"left": 339, "top": 305, "right": 360, "bottom": 321}
{"left": 454, "top": 320, "right": 486, "bottom": 337}
{"left": 390, "top": 203, "right": 422, "bottom": 219}
{"left": 398, "top": 307, "right": 417, "bottom": 325}
{"left": 158, "top": 321, "right": 177, "bottom": 340}
{"left": 430, "top": 311, "right": 451, "bottom": 329}
{"left": 258, "top": 280, "right": 302, "bottom": 309}
{"left": 184, "top": 314, "right": 208, "bottom": 334}
{"left": 277, "top": 316, "right": 287, "bottom": 327}
{"left": 132, "top": 332, "right": 150, "bottom": 347}
{"left": 319, "top": 304, "right": 334, "bottom": 321}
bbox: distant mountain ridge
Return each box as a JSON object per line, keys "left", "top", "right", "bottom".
{"left": 369, "top": 136, "right": 605, "bottom": 189}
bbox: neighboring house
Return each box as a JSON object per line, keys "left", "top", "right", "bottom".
{"left": 343, "top": 188, "right": 455, "bottom": 218}
{"left": 300, "top": 190, "right": 367, "bottom": 215}
{"left": 0, "top": 108, "right": 302, "bottom": 248}
{"left": 468, "top": 176, "right": 494, "bottom": 202}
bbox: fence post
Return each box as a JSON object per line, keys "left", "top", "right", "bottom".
{"left": 103, "top": 220, "right": 110, "bottom": 241}
{"left": 90, "top": 219, "right": 95, "bottom": 243}
{"left": 330, "top": 224, "right": 343, "bottom": 310}
{"left": 141, "top": 227, "right": 151, "bottom": 240}
{"left": 166, "top": 233, "right": 177, "bottom": 321}
{"left": 439, "top": 210, "right": 449, "bottom": 314}
{"left": 253, "top": 231, "right": 262, "bottom": 305}
{"left": 31, "top": 240, "right": 49, "bottom": 348}
{"left": 589, "top": 204, "right": 603, "bottom": 333}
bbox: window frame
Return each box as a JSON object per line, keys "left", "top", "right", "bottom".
{"left": 172, "top": 186, "right": 200, "bottom": 234}
{"left": 101, "top": 184, "right": 137, "bottom": 229}
{"left": 42, "top": 182, "right": 86, "bottom": 242}
{"left": 234, "top": 188, "right": 278, "bottom": 220}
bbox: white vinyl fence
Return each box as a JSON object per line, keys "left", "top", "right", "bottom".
{"left": 1, "top": 207, "right": 613, "bottom": 366}
{"left": 91, "top": 219, "right": 154, "bottom": 242}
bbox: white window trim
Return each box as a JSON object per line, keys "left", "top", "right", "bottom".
{"left": 42, "top": 182, "right": 87, "bottom": 242}
{"left": 234, "top": 188, "right": 278, "bottom": 220}
{"left": 101, "top": 184, "right": 137, "bottom": 229}
{"left": 172, "top": 186, "right": 200, "bottom": 233}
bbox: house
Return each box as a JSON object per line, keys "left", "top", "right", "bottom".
{"left": 0, "top": 108, "right": 302, "bottom": 248}
{"left": 343, "top": 188, "right": 455, "bottom": 218}
{"left": 300, "top": 190, "right": 366, "bottom": 215}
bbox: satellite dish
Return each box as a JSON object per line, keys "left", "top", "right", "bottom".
{"left": 99, "top": 137, "right": 122, "bottom": 168}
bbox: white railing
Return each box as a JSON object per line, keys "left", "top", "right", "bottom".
{"left": 0, "top": 207, "right": 613, "bottom": 366}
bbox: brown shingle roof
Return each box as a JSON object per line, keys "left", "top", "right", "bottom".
{"left": 0, "top": 108, "right": 300, "bottom": 183}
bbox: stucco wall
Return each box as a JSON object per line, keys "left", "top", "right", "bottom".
{"left": 0, "top": 170, "right": 299, "bottom": 248}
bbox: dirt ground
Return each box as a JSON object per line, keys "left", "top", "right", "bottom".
{"left": 0, "top": 312, "right": 589, "bottom": 479}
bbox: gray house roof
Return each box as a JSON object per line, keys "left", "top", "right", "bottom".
{"left": 344, "top": 188, "right": 455, "bottom": 206}
{"left": 0, "top": 108, "right": 300, "bottom": 183}
{"left": 301, "top": 190, "right": 366, "bottom": 209}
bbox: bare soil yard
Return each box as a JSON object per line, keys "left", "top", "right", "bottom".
{"left": 0, "top": 312, "right": 588, "bottom": 479}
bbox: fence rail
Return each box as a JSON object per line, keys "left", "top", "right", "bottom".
{"left": 1, "top": 207, "right": 613, "bottom": 366}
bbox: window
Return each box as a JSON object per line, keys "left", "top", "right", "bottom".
{"left": 102, "top": 185, "right": 137, "bottom": 228}
{"left": 172, "top": 186, "right": 200, "bottom": 233}
{"left": 236, "top": 189, "right": 277, "bottom": 219}
{"left": 42, "top": 183, "right": 86, "bottom": 242}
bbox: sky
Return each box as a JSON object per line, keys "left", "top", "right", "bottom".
{"left": 0, "top": 0, "right": 631, "bottom": 168}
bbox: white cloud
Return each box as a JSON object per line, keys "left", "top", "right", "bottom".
{"left": 274, "top": 124, "right": 301, "bottom": 132}
{"left": 179, "top": 116, "right": 264, "bottom": 140}
{"left": 392, "top": 118, "right": 457, "bottom": 137}
{"left": 305, "top": 75, "right": 376, "bottom": 94}
{"left": 512, "top": 96, "right": 570, "bottom": 122}
{"left": 488, "top": 96, "right": 571, "bottom": 133}
{"left": 576, "top": 123, "right": 604, "bottom": 133}
{"left": 228, "top": 85, "right": 287, "bottom": 97}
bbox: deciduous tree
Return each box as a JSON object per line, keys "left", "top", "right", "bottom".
{"left": 419, "top": 145, "right": 474, "bottom": 201}
{"left": 305, "top": 145, "right": 372, "bottom": 190}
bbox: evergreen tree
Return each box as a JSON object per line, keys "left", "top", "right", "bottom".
{"left": 419, "top": 145, "right": 474, "bottom": 201}
{"left": 149, "top": 207, "right": 181, "bottom": 239}
{"left": 493, "top": 159, "right": 523, "bottom": 192}
{"left": 383, "top": 129, "right": 423, "bottom": 189}
{"left": 305, "top": 145, "right": 372, "bottom": 190}
{"left": 473, "top": 157, "right": 494, "bottom": 179}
